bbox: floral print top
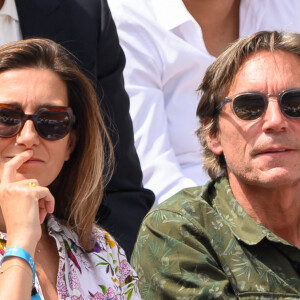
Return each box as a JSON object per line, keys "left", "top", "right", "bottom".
{"left": 131, "top": 177, "right": 300, "bottom": 299}
{"left": 0, "top": 214, "right": 142, "bottom": 300}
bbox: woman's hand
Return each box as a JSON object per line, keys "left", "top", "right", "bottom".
{"left": 0, "top": 150, "right": 55, "bottom": 255}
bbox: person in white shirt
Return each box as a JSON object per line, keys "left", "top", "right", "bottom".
{"left": 108, "top": 0, "right": 300, "bottom": 205}
{"left": 0, "top": 0, "right": 22, "bottom": 45}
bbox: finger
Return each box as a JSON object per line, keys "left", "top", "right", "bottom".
{"left": 36, "top": 187, "right": 55, "bottom": 211}
{"left": 1, "top": 150, "right": 33, "bottom": 184}
{"left": 38, "top": 196, "right": 55, "bottom": 224}
{"left": 39, "top": 208, "right": 47, "bottom": 224}
{"left": 43, "top": 195, "right": 55, "bottom": 214}
{"left": 39, "top": 201, "right": 55, "bottom": 224}
{"left": 24, "top": 185, "right": 54, "bottom": 224}
{"left": 39, "top": 204, "right": 49, "bottom": 224}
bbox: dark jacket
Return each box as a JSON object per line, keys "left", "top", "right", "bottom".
{"left": 15, "top": 0, "right": 155, "bottom": 258}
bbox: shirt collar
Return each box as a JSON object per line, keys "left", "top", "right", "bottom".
{"left": 151, "top": 0, "right": 195, "bottom": 31}
{"left": 151, "top": 0, "right": 264, "bottom": 36}
{"left": 210, "top": 177, "right": 290, "bottom": 246}
{"left": 47, "top": 214, "right": 83, "bottom": 249}
{"left": 46, "top": 214, "right": 102, "bottom": 253}
{"left": 0, "top": 0, "right": 19, "bottom": 21}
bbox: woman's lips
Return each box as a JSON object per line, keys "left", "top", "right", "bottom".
{"left": 23, "top": 158, "right": 43, "bottom": 164}
{"left": 7, "top": 156, "right": 43, "bottom": 163}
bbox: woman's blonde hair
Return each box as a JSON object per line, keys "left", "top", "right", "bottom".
{"left": 196, "top": 31, "right": 300, "bottom": 179}
{"left": 0, "top": 38, "right": 114, "bottom": 250}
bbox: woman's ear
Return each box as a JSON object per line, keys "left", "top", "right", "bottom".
{"left": 206, "top": 131, "right": 223, "bottom": 155}
{"left": 64, "top": 130, "right": 77, "bottom": 161}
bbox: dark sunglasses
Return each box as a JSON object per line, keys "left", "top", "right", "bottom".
{"left": 217, "top": 88, "right": 300, "bottom": 120}
{"left": 0, "top": 104, "right": 76, "bottom": 140}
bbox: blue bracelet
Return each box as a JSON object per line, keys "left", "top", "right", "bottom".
{"left": 0, "top": 247, "right": 41, "bottom": 299}
{"left": 0, "top": 247, "right": 35, "bottom": 285}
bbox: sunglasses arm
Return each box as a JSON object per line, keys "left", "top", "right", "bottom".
{"left": 217, "top": 98, "right": 232, "bottom": 111}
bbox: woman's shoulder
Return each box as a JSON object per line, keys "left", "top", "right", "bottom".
{"left": 92, "top": 226, "right": 127, "bottom": 258}
{"left": 87, "top": 227, "right": 142, "bottom": 298}
{"left": 47, "top": 215, "right": 142, "bottom": 299}
{"left": 48, "top": 215, "right": 126, "bottom": 261}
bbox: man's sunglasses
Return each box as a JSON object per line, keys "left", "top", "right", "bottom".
{"left": 0, "top": 104, "right": 76, "bottom": 141}
{"left": 217, "top": 88, "right": 300, "bottom": 120}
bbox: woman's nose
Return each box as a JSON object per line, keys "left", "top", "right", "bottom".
{"left": 15, "top": 120, "right": 40, "bottom": 147}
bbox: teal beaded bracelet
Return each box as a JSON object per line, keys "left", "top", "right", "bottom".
{"left": 0, "top": 247, "right": 41, "bottom": 299}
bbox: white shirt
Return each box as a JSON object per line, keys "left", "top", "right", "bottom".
{"left": 108, "top": 0, "right": 300, "bottom": 205}
{"left": 0, "top": 0, "right": 22, "bottom": 46}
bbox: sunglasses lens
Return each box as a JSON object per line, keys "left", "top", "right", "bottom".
{"left": 233, "top": 94, "right": 265, "bottom": 120}
{"left": 281, "top": 90, "right": 300, "bottom": 118}
{"left": 37, "top": 110, "right": 72, "bottom": 140}
{"left": 0, "top": 107, "right": 22, "bottom": 137}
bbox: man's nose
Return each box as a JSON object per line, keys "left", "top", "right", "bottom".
{"left": 261, "top": 98, "right": 288, "bottom": 133}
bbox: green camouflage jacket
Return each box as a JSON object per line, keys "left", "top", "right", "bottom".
{"left": 131, "top": 177, "right": 300, "bottom": 299}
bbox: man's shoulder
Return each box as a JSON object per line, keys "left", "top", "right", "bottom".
{"left": 161, "top": 184, "right": 208, "bottom": 207}
{"left": 147, "top": 182, "right": 216, "bottom": 224}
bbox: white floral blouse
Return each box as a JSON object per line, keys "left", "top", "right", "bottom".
{"left": 0, "top": 214, "right": 142, "bottom": 300}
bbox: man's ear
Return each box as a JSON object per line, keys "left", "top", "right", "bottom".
{"left": 65, "top": 130, "right": 77, "bottom": 161}
{"left": 206, "top": 131, "right": 223, "bottom": 155}
{"left": 203, "top": 118, "right": 223, "bottom": 155}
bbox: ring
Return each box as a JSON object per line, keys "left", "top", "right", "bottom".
{"left": 29, "top": 182, "right": 36, "bottom": 187}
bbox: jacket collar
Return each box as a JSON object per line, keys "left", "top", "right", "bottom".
{"left": 211, "top": 177, "right": 290, "bottom": 246}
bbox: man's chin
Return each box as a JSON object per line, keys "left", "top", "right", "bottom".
{"left": 248, "top": 169, "right": 300, "bottom": 188}
{"left": 229, "top": 167, "right": 300, "bottom": 189}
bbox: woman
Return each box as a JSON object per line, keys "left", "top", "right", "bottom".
{"left": 0, "top": 38, "right": 141, "bottom": 299}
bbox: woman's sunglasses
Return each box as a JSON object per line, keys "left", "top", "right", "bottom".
{"left": 0, "top": 104, "right": 76, "bottom": 141}
{"left": 217, "top": 88, "right": 300, "bottom": 120}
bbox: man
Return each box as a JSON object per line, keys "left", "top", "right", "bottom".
{"left": 131, "top": 31, "right": 300, "bottom": 298}
{"left": 0, "top": 0, "right": 154, "bottom": 258}
{"left": 109, "top": 0, "right": 300, "bottom": 205}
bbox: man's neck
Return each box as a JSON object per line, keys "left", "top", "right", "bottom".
{"left": 228, "top": 174, "right": 300, "bottom": 248}
{"left": 0, "top": 0, "right": 5, "bottom": 10}
{"left": 183, "top": 0, "right": 240, "bottom": 57}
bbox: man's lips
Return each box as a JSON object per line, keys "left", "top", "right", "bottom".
{"left": 254, "top": 147, "right": 293, "bottom": 156}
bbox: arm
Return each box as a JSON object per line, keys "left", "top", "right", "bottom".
{"left": 108, "top": 1, "right": 198, "bottom": 205}
{"left": 0, "top": 256, "right": 33, "bottom": 300}
{"left": 131, "top": 209, "right": 235, "bottom": 299}
{"left": 0, "top": 151, "right": 54, "bottom": 299}
{"left": 95, "top": 0, "right": 155, "bottom": 258}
